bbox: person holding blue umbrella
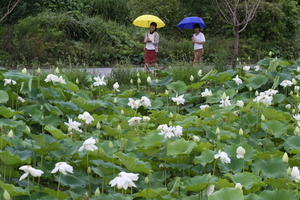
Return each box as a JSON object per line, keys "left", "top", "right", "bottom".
{"left": 192, "top": 23, "right": 205, "bottom": 66}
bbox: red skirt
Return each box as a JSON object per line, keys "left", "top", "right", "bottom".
{"left": 144, "top": 49, "right": 157, "bottom": 64}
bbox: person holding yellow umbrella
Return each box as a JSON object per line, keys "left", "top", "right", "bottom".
{"left": 133, "top": 15, "right": 165, "bottom": 72}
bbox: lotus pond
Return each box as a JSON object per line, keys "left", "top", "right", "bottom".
{"left": 1, "top": 58, "right": 300, "bottom": 200}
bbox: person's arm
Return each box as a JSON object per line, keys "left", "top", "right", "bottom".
{"left": 144, "top": 32, "right": 149, "bottom": 43}
{"left": 152, "top": 32, "right": 159, "bottom": 45}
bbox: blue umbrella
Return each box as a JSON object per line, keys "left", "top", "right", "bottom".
{"left": 176, "top": 16, "right": 206, "bottom": 29}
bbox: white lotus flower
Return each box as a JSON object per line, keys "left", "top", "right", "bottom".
{"left": 206, "top": 184, "right": 215, "bottom": 196}
{"left": 64, "top": 118, "right": 82, "bottom": 133}
{"left": 265, "top": 89, "right": 278, "bottom": 96}
{"left": 142, "top": 116, "right": 150, "bottom": 123}
{"left": 109, "top": 171, "right": 139, "bottom": 189}
{"left": 280, "top": 80, "right": 293, "bottom": 87}
{"left": 254, "top": 65, "right": 262, "bottom": 71}
{"left": 140, "top": 96, "right": 151, "bottom": 107}
{"left": 236, "top": 100, "right": 244, "bottom": 108}
{"left": 127, "top": 98, "right": 141, "bottom": 109}
{"left": 44, "top": 74, "right": 58, "bottom": 83}
{"left": 147, "top": 76, "right": 151, "bottom": 83}
{"left": 219, "top": 96, "right": 231, "bottom": 107}
{"left": 293, "top": 114, "right": 300, "bottom": 126}
{"left": 233, "top": 75, "right": 242, "bottom": 85}
{"left": 253, "top": 92, "right": 273, "bottom": 106}
{"left": 19, "top": 165, "right": 44, "bottom": 181}
{"left": 113, "top": 82, "right": 120, "bottom": 92}
{"left": 18, "top": 96, "right": 25, "bottom": 103}
{"left": 214, "top": 150, "right": 231, "bottom": 164}
{"left": 128, "top": 117, "right": 142, "bottom": 126}
{"left": 236, "top": 146, "right": 246, "bottom": 159}
{"left": 198, "top": 70, "right": 202, "bottom": 77}
{"left": 291, "top": 166, "right": 300, "bottom": 181}
{"left": 172, "top": 93, "right": 185, "bottom": 105}
{"left": 243, "top": 66, "right": 250, "bottom": 71}
{"left": 158, "top": 124, "right": 175, "bottom": 138}
{"left": 51, "top": 162, "right": 73, "bottom": 175}
{"left": 201, "top": 88, "right": 212, "bottom": 97}
{"left": 235, "top": 183, "right": 242, "bottom": 190}
{"left": 21, "top": 68, "right": 27, "bottom": 74}
{"left": 173, "top": 125, "right": 183, "bottom": 137}
{"left": 200, "top": 105, "right": 210, "bottom": 110}
{"left": 57, "top": 76, "right": 66, "bottom": 84}
{"left": 4, "top": 79, "right": 17, "bottom": 86}
{"left": 78, "top": 112, "right": 94, "bottom": 124}
{"left": 193, "top": 135, "right": 200, "bottom": 142}
{"left": 78, "top": 137, "right": 98, "bottom": 152}
{"left": 93, "top": 76, "right": 106, "bottom": 86}
{"left": 190, "top": 75, "right": 194, "bottom": 82}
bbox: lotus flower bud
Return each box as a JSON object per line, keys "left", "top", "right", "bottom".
{"left": 269, "top": 51, "right": 273, "bottom": 57}
{"left": 36, "top": 67, "right": 41, "bottom": 74}
{"left": 76, "top": 79, "right": 79, "bottom": 84}
{"left": 87, "top": 166, "right": 91, "bottom": 174}
{"left": 295, "top": 127, "right": 300, "bottom": 135}
{"left": 235, "top": 183, "right": 242, "bottom": 190}
{"left": 198, "top": 70, "right": 202, "bottom": 77}
{"left": 221, "top": 92, "right": 226, "bottom": 100}
{"left": 292, "top": 109, "right": 296, "bottom": 113}
{"left": 207, "top": 173, "right": 211, "bottom": 180}
{"left": 3, "top": 190, "right": 10, "bottom": 200}
{"left": 147, "top": 76, "right": 151, "bottom": 83}
{"left": 96, "top": 122, "right": 101, "bottom": 129}
{"left": 130, "top": 79, "right": 133, "bottom": 84}
{"left": 239, "top": 128, "right": 243, "bottom": 136}
{"left": 295, "top": 86, "right": 300, "bottom": 92}
{"left": 292, "top": 79, "right": 297, "bottom": 85}
{"left": 84, "top": 192, "right": 88, "bottom": 197}
{"left": 297, "top": 67, "right": 300, "bottom": 73}
{"left": 193, "top": 135, "right": 200, "bottom": 142}
{"left": 190, "top": 75, "right": 194, "bottom": 82}
{"left": 25, "top": 126, "right": 31, "bottom": 134}
{"left": 121, "top": 109, "right": 124, "bottom": 115}
{"left": 169, "top": 121, "right": 172, "bottom": 126}
{"left": 165, "top": 90, "right": 169, "bottom": 95}
{"left": 255, "top": 91, "right": 258, "bottom": 96}
{"left": 95, "top": 187, "right": 100, "bottom": 197}
{"left": 287, "top": 167, "right": 292, "bottom": 175}
{"left": 282, "top": 152, "right": 289, "bottom": 163}
{"left": 137, "top": 72, "right": 140, "bottom": 77}
{"left": 285, "top": 104, "right": 291, "bottom": 109}
{"left": 217, "top": 135, "right": 221, "bottom": 141}
{"left": 206, "top": 184, "right": 215, "bottom": 196}
{"left": 113, "top": 97, "right": 117, "bottom": 104}
{"left": 145, "top": 177, "right": 149, "bottom": 184}
{"left": 109, "top": 141, "right": 114, "bottom": 149}
{"left": 55, "top": 67, "right": 60, "bottom": 74}
{"left": 142, "top": 116, "right": 150, "bottom": 123}
{"left": 289, "top": 91, "right": 293, "bottom": 95}
{"left": 7, "top": 129, "right": 14, "bottom": 138}
{"left": 216, "top": 127, "right": 220, "bottom": 135}
{"left": 119, "top": 138, "right": 128, "bottom": 151}
{"left": 169, "top": 112, "right": 173, "bottom": 118}
{"left": 88, "top": 77, "right": 92, "bottom": 82}
{"left": 249, "top": 87, "right": 252, "bottom": 91}
{"left": 261, "top": 114, "right": 265, "bottom": 121}
{"left": 137, "top": 78, "right": 141, "bottom": 84}
{"left": 117, "top": 125, "right": 121, "bottom": 131}
{"left": 21, "top": 68, "right": 27, "bottom": 74}
{"left": 155, "top": 79, "right": 158, "bottom": 84}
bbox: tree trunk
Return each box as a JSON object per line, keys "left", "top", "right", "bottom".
{"left": 232, "top": 26, "right": 239, "bottom": 68}
{"left": 6, "top": 21, "right": 11, "bottom": 53}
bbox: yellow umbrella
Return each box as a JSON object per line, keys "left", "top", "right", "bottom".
{"left": 132, "top": 15, "right": 165, "bottom": 28}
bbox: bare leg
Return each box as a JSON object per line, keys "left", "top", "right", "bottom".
{"left": 144, "top": 62, "right": 150, "bottom": 71}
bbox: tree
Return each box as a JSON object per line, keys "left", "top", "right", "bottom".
{"left": 0, "top": 0, "right": 19, "bottom": 21}
{"left": 212, "top": 0, "right": 261, "bottom": 67}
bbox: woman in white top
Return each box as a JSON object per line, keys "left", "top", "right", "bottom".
{"left": 144, "top": 22, "right": 159, "bottom": 71}
{"left": 192, "top": 23, "right": 205, "bottom": 66}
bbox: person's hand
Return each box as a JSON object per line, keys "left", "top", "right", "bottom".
{"left": 147, "top": 37, "right": 151, "bottom": 42}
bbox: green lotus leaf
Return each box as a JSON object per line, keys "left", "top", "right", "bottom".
{"left": 91, "top": 160, "right": 123, "bottom": 177}
{"left": 167, "top": 138, "right": 197, "bottom": 156}
{"left": 55, "top": 173, "right": 87, "bottom": 189}
{"left": 240, "top": 113, "right": 258, "bottom": 126}
{"left": 72, "top": 97, "right": 98, "bottom": 112}
{"left": 55, "top": 101, "right": 81, "bottom": 114}
{"left": 41, "top": 87, "right": 64, "bottom": 100}
{"left": 0, "top": 151, "right": 30, "bottom": 165}
{"left": 149, "top": 99, "right": 164, "bottom": 110}
{"left": 115, "top": 152, "right": 152, "bottom": 174}
{"left": 183, "top": 174, "right": 211, "bottom": 192}
{"left": 41, "top": 188, "right": 68, "bottom": 200}
{"left": 188, "top": 81, "right": 205, "bottom": 90}
{"left": 0, "top": 181, "right": 30, "bottom": 197}
{"left": 45, "top": 125, "right": 68, "bottom": 140}
{"left": 0, "top": 106, "right": 22, "bottom": 118}
{"left": 264, "top": 178, "right": 294, "bottom": 190}
{"left": 206, "top": 72, "right": 232, "bottom": 84}
{"left": 150, "top": 75, "right": 173, "bottom": 87}
{"left": 166, "top": 80, "right": 188, "bottom": 93}
{"left": 44, "top": 103, "right": 63, "bottom": 116}
{"left": 209, "top": 187, "right": 244, "bottom": 200}
{"left": 0, "top": 118, "right": 25, "bottom": 128}
{"left": 30, "top": 134, "right": 62, "bottom": 154}
{"left": 261, "top": 120, "right": 287, "bottom": 138}
{"left": 262, "top": 108, "right": 290, "bottom": 121}
{"left": 4, "top": 71, "right": 33, "bottom": 80}
{"left": 259, "top": 189, "right": 298, "bottom": 200}
{"left": 64, "top": 81, "right": 79, "bottom": 92}
{"left": 251, "top": 157, "right": 287, "bottom": 178}
{"left": 0, "top": 90, "right": 9, "bottom": 103}
{"left": 140, "top": 133, "right": 164, "bottom": 147}
{"left": 0, "top": 136, "right": 8, "bottom": 149}
{"left": 215, "top": 178, "right": 234, "bottom": 189}
{"left": 245, "top": 193, "right": 260, "bottom": 200}
{"left": 271, "top": 94, "right": 286, "bottom": 103}
{"left": 193, "top": 142, "right": 214, "bottom": 152}
{"left": 21, "top": 105, "right": 43, "bottom": 118}
{"left": 246, "top": 74, "right": 269, "bottom": 89}
{"left": 224, "top": 80, "right": 245, "bottom": 90}
{"left": 136, "top": 189, "right": 158, "bottom": 199}
{"left": 194, "top": 149, "right": 215, "bottom": 166}
{"left": 226, "top": 172, "right": 260, "bottom": 190}
{"left": 284, "top": 135, "right": 300, "bottom": 150}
